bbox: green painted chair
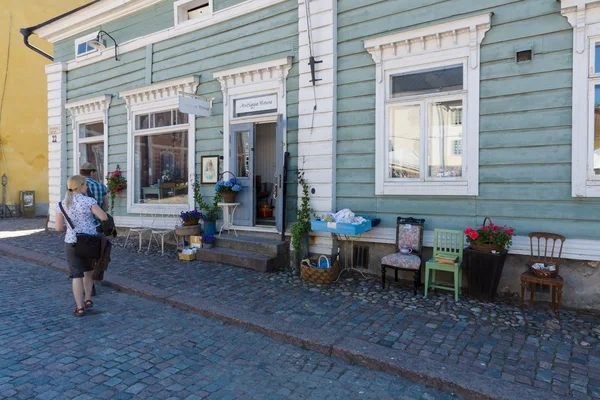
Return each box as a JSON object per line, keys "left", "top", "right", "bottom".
{"left": 424, "top": 229, "right": 464, "bottom": 302}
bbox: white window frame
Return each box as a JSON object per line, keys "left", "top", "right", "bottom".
{"left": 74, "top": 31, "right": 100, "bottom": 60}
{"left": 562, "top": 0, "right": 600, "bottom": 197}
{"left": 65, "top": 95, "right": 111, "bottom": 184}
{"left": 120, "top": 76, "right": 200, "bottom": 214}
{"left": 364, "top": 13, "right": 491, "bottom": 196}
{"left": 174, "top": 0, "right": 213, "bottom": 28}
{"left": 384, "top": 60, "right": 468, "bottom": 185}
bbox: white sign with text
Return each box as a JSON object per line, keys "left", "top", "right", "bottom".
{"left": 178, "top": 96, "right": 211, "bottom": 117}
{"left": 234, "top": 94, "right": 277, "bottom": 117}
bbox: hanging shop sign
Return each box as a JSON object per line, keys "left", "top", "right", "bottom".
{"left": 234, "top": 94, "right": 277, "bottom": 118}
{"left": 178, "top": 95, "right": 212, "bottom": 117}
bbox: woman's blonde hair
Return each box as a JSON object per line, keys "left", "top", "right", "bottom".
{"left": 63, "top": 175, "right": 86, "bottom": 209}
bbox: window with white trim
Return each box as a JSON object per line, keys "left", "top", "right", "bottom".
{"left": 79, "top": 121, "right": 105, "bottom": 179}
{"left": 364, "top": 13, "right": 491, "bottom": 196}
{"left": 562, "top": 1, "right": 600, "bottom": 197}
{"left": 174, "top": 0, "right": 212, "bottom": 27}
{"left": 387, "top": 64, "right": 466, "bottom": 180}
{"left": 132, "top": 109, "right": 190, "bottom": 205}
{"left": 74, "top": 32, "right": 100, "bottom": 59}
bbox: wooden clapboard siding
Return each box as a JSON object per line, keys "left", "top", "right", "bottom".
{"left": 54, "top": 1, "right": 175, "bottom": 63}
{"left": 336, "top": 0, "right": 600, "bottom": 240}
{"left": 61, "top": 0, "right": 299, "bottom": 216}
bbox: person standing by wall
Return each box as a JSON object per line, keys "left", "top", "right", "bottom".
{"left": 79, "top": 162, "right": 108, "bottom": 212}
{"left": 55, "top": 175, "right": 108, "bottom": 317}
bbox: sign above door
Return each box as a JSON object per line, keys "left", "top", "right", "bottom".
{"left": 179, "top": 95, "right": 212, "bottom": 117}
{"left": 234, "top": 94, "right": 277, "bottom": 118}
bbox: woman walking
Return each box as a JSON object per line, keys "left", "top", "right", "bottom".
{"left": 55, "top": 175, "right": 108, "bottom": 316}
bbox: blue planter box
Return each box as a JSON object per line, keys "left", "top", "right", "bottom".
{"left": 311, "top": 219, "right": 372, "bottom": 236}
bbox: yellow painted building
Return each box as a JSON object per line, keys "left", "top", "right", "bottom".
{"left": 0, "top": 0, "right": 89, "bottom": 216}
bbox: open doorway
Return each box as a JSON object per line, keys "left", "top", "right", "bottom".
{"left": 254, "top": 123, "right": 276, "bottom": 227}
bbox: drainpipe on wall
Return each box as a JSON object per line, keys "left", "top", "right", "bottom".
{"left": 19, "top": 28, "right": 53, "bottom": 61}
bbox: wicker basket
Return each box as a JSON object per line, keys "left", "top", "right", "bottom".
{"left": 219, "top": 171, "right": 239, "bottom": 203}
{"left": 531, "top": 266, "right": 557, "bottom": 279}
{"left": 301, "top": 257, "right": 341, "bottom": 284}
{"left": 470, "top": 217, "right": 505, "bottom": 253}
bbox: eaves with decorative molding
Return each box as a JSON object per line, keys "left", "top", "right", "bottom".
{"left": 213, "top": 57, "right": 293, "bottom": 105}
{"left": 119, "top": 75, "right": 200, "bottom": 109}
{"left": 364, "top": 13, "right": 492, "bottom": 71}
{"left": 65, "top": 95, "right": 112, "bottom": 117}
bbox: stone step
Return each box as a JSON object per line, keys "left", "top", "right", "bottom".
{"left": 195, "top": 247, "right": 285, "bottom": 272}
{"left": 214, "top": 234, "right": 287, "bottom": 256}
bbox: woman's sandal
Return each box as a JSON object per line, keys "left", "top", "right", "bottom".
{"left": 73, "top": 307, "right": 84, "bottom": 317}
{"left": 84, "top": 300, "right": 94, "bottom": 309}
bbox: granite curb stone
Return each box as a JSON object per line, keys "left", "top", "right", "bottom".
{"left": 0, "top": 241, "right": 567, "bottom": 400}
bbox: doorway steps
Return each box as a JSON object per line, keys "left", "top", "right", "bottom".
{"left": 195, "top": 234, "right": 288, "bottom": 272}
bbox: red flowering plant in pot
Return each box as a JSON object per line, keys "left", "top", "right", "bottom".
{"left": 106, "top": 167, "right": 127, "bottom": 215}
{"left": 464, "top": 217, "right": 515, "bottom": 253}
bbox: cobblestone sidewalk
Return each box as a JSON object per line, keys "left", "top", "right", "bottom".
{"left": 1, "top": 219, "right": 599, "bottom": 399}
{"left": 0, "top": 255, "right": 459, "bottom": 400}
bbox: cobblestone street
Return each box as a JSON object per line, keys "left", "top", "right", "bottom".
{"left": 0, "top": 254, "right": 459, "bottom": 399}
{"left": 1, "top": 219, "right": 600, "bottom": 399}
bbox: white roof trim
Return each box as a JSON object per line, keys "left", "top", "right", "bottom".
{"left": 364, "top": 13, "right": 492, "bottom": 52}
{"left": 119, "top": 75, "right": 200, "bottom": 107}
{"left": 35, "top": 0, "right": 165, "bottom": 43}
{"left": 212, "top": 57, "right": 293, "bottom": 81}
{"left": 65, "top": 94, "right": 112, "bottom": 116}
{"left": 560, "top": 0, "right": 600, "bottom": 9}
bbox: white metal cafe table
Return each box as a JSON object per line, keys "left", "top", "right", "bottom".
{"left": 217, "top": 202, "right": 240, "bottom": 237}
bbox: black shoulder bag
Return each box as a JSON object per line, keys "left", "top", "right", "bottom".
{"left": 59, "top": 201, "right": 101, "bottom": 259}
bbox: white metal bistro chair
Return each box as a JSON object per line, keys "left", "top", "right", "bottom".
{"left": 124, "top": 207, "right": 152, "bottom": 253}
{"left": 147, "top": 208, "right": 178, "bottom": 255}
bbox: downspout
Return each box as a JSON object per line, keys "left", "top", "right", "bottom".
{"left": 19, "top": 28, "right": 53, "bottom": 61}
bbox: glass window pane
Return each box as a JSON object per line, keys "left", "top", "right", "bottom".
{"left": 596, "top": 43, "right": 600, "bottom": 74}
{"left": 388, "top": 105, "right": 420, "bottom": 178}
{"left": 134, "top": 131, "right": 188, "bottom": 204}
{"left": 176, "top": 110, "right": 189, "bottom": 125}
{"left": 428, "top": 100, "right": 463, "bottom": 178}
{"left": 153, "top": 111, "right": 172, "bottom": 128}
{"left": 77, "top": 42, "right": 87, "bottom": 55}
{"left": 188, "top": 3, "right": 209, "bottom": 19}
{"left": 79, "top": 122, "right": 103, "bottom": 139}
{"left": 136, "top": 114, "right": 150, "bottom": 130}
{"left": 79, "top": 142, "right": 104, "bottom": 181}
{"left": 236, "top": 131, "right": 250, "bottom": 178}
{"left": 392, "top": 65, "right": 463, "bottom": 98}
{"left": 595, "top": 85, "right": 600, "bottom": 175}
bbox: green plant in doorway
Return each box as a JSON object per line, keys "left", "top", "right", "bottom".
{"left": 192, "top": 179, "right": 222, "bottom": 221}
{"left": 290, "top": 169, "right": 312, "bottom": 253}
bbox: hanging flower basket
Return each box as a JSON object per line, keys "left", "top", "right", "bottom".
{"left": 464, "top": 217, "right": 515, "bottom": 253}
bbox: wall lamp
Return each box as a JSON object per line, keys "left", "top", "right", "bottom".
{"left": 87, "top": 30, "right": 119, "bottom": 61}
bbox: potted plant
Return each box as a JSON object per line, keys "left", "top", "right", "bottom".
{"left": 290, "top": 169, "right": 312, "bottom": 273}
{"left": 105, "top": 167, "right": 127, "bottom": 215}
{"left": 215, "top": 173, "right": 242, "bottom": 203}
{"left": 180, "top": 209, "right": 202, "bottom": 226}
{"left": 193, "top": 180, "right": 221, "bottom": 236}
{"left": 202, "top": 234, "right": 216, "bottom": 249}
{"left": 463, "top": 217, "right": 516, "bottom": 302}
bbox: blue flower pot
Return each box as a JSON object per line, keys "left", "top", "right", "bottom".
{"left": 203, "top": 220, "right": 216, "bottom": 236}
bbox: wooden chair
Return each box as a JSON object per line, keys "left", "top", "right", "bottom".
{"left": 520, "top": 232, "right": 566, "bottom": 317}
{"left": 381, "top": 217, "right": 425, "bottom": 294}
{"left": 424, "top": 229, "right": 464, "bottom": 301}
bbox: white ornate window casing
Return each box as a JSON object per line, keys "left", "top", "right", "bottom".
{"left": 74, "top": 31, "right": 100, "bottom": 59}
{"left": 65, "top": 95, "right": 111, "bottom": 182}
{"left": 365, "top": 13, "right": 491, "bottom": 196}
{"left": 119, "top": 76, "right": 200, "bottom": 213}
{"left": 174, "top": 0, "right": 212, "bottom": 28}
{"left": 562, "top": 0, "right": 600, "bottom": 197}
{"left": 213, "top": 57, "right": 292, "bottom": 170}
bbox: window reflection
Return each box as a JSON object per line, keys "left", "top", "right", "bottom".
{"left": 236, "top": 131, "right": 250, "bottom": 177}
